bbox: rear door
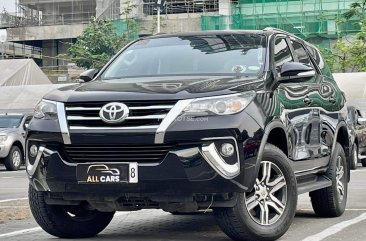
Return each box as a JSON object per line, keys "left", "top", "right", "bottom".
{"left": 274, "top": 36, "right": 328, "bottom": 172}
{"left": 305, "top": 44, "right": 347, "bottom": 163}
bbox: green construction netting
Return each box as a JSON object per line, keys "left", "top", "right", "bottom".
{"left": 112, "top": 19, "right": 139, "bottom": 39}
{"left": 201, "top": 0, "right": 361, "bottom": 41}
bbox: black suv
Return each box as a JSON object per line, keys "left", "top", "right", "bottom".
{"left": 26, "top": 29, "right": 350, "bottom": 241}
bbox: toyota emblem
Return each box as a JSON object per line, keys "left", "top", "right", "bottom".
{"left": 99, "top": 102, "right": 129, "bottom": 124}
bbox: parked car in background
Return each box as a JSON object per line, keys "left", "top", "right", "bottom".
{"left": 347, "top": 106, "right": 366, "bottom": 169}
{"left": 0, "top": 113, "right": 33, "bottom": 171}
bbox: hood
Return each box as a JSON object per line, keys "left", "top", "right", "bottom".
{"left": 44, "top": 75, "right": 264, "bottom": 103}
{"left": 0, "top": 128, "right": 17, "bottom": 135}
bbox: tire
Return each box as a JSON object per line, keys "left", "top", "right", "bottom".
{"left": 362, "top": 158, "right": 366, "bottom": 167}
{"left": 213, "top": 144, "right": 297, "bottom": 241}
{"left": 350, "top": 143, "right": 358, "bottom": 170}
{"left": 310, "top": 143, "right": 347, "bottom": 217}
{"left": 4, "top": 146, "right": 22, "bottom": 171}
{"left": 29, "top": 185, "right": 115, "bottom": 238}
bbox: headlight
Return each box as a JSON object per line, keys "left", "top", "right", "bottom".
{"left": 0, "top": 135, "right": 7, "bottom": 144}
{"left": 183, "top": 92, "right": 256, "bottom": 116}
{"left": 34, "top": 100, "right": 58, "bottom": 119}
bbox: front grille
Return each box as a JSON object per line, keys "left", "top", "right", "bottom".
{"left": 63, "top": 144, "right": 175, "bottom": 163}
{"left": 65, "top": 100, "right": 177, "bottom": 130}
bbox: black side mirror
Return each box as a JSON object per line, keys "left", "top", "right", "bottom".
{"left": 79, "top": 69, "right": 99, "bottom": 83}
{"left": 280, "top": 62, "right": 315, "bottom": 77}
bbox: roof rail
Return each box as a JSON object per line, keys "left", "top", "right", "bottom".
{"left": 263, "top": 27, "right": 304, "bottom": 41}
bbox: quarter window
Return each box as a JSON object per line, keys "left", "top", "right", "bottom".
{"left": 274, "top": 38, "right": 293, "bottom": 76}
{"left": 291, "top": 41, "right": 312, "bottom": 66}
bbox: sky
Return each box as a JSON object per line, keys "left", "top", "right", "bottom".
{"left": 0, "top": 0, "right": 16, "bottom": 13}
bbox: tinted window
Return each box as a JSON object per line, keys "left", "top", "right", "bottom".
{"left": 306, "top": 45, "right": 333, "bottom": 79}
{"left": 291, "top": 41, "right": 312, "bottom": 66}
{"left": 274, "top": 38, "right": 293, "bottom": 75}
{"left": 0, "top": 115, "right": 22, "bottom": 128}
{"left": 102, "top": 34, "right": 267, "bottom": 79}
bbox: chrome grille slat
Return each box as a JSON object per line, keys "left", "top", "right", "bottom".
{"left": 65, "top": 100, "right": 177, "bottom": 130}
{"left": 67, "top": 114, "right": 167, "bottom": 121}
{"left": 69, "top": 125, "right": 160, "bottom": 130}
{"left": 129, "top": 105, "right": 174, "bottom": 110}
{"left": 66, "top": 107, "right": 101, "bottom": 111}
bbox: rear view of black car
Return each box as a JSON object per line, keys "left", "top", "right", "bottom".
{"left": 26, "top": 29, "right": 350, "bottom": 241}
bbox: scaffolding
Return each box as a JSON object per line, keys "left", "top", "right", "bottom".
{"left": 201, "top": 0, "right": 361, "bottom": 47}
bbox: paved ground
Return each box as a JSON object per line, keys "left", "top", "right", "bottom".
{"left": 1, "top": 165, "right": 366, "bottom": 241}
{"left": 0, "top": 167, "right": 27, "bottom": 200}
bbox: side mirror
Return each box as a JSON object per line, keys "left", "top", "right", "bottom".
{"left": 358, "top": 117, "right": 366, "bottom": 125}
{"left": 79, "top": 69, "right": 99, "bottom": 83}
{"left": 280, "top": 62, "right": 315, "bottom": 78}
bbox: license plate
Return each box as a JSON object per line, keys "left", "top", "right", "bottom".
{"left": 76, "top": 163, "right": 138, "bottom": 184}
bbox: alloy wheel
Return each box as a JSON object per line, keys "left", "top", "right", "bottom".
{"left": 244, "top": 161, "right": 287, "bottom": 225}
{"left": 353, "top": 147, "right": 358, "bottom": 168}
{"left": 336, "top": 156, "right": 345, "bottom": 202}
{"left": 12, "top": 150, "right": 21, "bottom": 167}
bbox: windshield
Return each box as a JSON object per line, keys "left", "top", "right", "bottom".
{"left": 101, "top": 34, "right": 267, "bottom": 80}
{"left": 0, "top": 115, "right": 22, "bottom": 128}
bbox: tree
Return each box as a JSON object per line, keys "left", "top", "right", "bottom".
{"left": 323, "top": 0, "right": 366, "bottom": 72}
{"left": 66, "top": 17, "right": 124, "bottom": 69}
{"left": 65, "top": 1, "right": 140, "bottom": 70}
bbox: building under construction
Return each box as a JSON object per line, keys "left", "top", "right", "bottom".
{"left": 0, "top": 0, "right": 361, "bottom": 82}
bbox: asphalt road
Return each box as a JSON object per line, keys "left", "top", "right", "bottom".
{"left": 1, "top": 165, "right": 366, "bottom": 241}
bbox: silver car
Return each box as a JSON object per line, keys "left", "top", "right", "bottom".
{"left": 0, "top": 113, "right": 33, "bottom": 171}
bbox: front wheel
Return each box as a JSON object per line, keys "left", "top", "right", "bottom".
{"left": 214, "top": 144, "right": 297, "bottom": 241}
{"left": 4, "top": 146, "right": 22, "bottom": 171}
{"left": 29, "top": 185, "right": 115, "bottom": 238}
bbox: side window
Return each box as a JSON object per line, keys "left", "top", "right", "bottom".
{"left": 23, "top": 116, "right": 32, "bottom": 129}
{"left": 291, "top": 40, "right": 312, "bottom": 66}
{"left": 306, "top": 45, "right": 334, "bottom": 80}
{"left": 274, "top": 38, "right": 293, "bottom": 76}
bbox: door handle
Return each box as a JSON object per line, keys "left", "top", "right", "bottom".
{"left": 303, "top": 96, "right": 313, "bottom": 105}
{"left": 329, "top": 96, "right": 337, "bottom": 105}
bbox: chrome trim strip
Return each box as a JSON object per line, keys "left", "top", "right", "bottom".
{"left": 66, "top": 105, "right": 174, "bottom": 111}
{"left": 66, "top": 107, "right": 101, "bottom": 111}
{"left": 154, "top": 99, "right": 193, "bottom": 144}
{"left": 129, "top": 105, "right": 174, "bottom": 110}
{"left": 57, "top": 102, "right": 71, "bottom": 144}
{"left": 26, "top": 146, "right": 45, "bottom": 177}
{"left": 201, "top": 143, "right": 240, "bottom": 179}
{"left": 69, "top": 125, "right": 159, "bottom": 130}
{"left": 67, "top": 116, "right": 101, "bottom": 120}
{"left": 127, "top": 115, "right": 167, "bottom": 120}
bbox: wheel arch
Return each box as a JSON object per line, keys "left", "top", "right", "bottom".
{"left": 332, "top": 122, "right": 351, "bottom": 182}
{"left": 246, "top": 120, "right": 289, "bottom": 191}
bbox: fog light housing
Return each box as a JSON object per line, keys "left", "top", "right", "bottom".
{"left": 30, "top": 145, "right": 38, "bottom": 158}
{"left": 221, "top": 143, "right": 235, "bottom": 157}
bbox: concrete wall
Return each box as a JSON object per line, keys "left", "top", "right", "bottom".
{"left": 6, "top": 24, "right": 87, "bottom": 41}
{"left": 141, "top": 13, "right": 204, "bottom": 34}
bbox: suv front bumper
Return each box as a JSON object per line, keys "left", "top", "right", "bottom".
{"left": 27, "top": 136, "right": 258, "bottom": 198}
{"left": 26, "top": 108, "right": 264, "bottom": 202}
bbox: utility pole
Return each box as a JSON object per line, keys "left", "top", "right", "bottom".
{"left": 0, "top": 29, "right": 7, "bottom": 60}
{"left": 157, "top": 0, "right": 161, "bottom": 33}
